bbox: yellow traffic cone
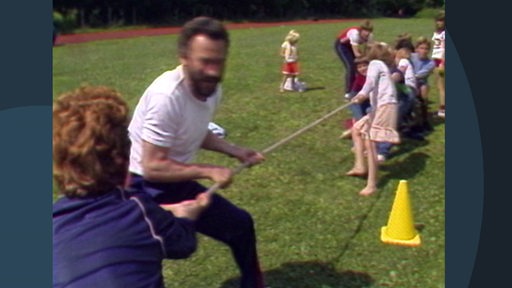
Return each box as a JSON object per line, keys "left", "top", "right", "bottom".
{"left": 380, "top": 180, "right": 421, "bottom": 247}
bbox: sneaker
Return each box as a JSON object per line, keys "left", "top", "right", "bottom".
{"left": 437, "top": 109, "right": 445, "bottom": 118}
{"left": 377, "top": 154, "right": 386, "bottom": 163}
{"left": 208, "top": 122, "right": 227, "bottom": 138}
{"left": 296, "top": 80, "right": 307, "bottom": 92}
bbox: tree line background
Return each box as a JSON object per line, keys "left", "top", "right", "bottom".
{"left": 53, "top": 0, "right": 444, "bottom": 33}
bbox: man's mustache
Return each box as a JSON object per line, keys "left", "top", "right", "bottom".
{"left": 201, "top": 76, "right": 222, "bottom": 83}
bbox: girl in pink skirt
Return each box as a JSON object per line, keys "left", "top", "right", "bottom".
{"left": 346, "top": 42, "right": 400, "bottom": 196}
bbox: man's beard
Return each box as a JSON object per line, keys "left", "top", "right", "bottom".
{"left": 188, "top": 70, "right": 222, "bottom": 99}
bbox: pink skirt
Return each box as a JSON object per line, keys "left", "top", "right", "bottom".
{"left": 353, "top": 103, "right": 400, "bottom": 144}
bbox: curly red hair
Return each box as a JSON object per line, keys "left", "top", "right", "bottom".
{"left": 53, "top": 86, "right": 130, "bottom": 198}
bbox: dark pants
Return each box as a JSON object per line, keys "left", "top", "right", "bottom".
{"left": 129, "top": 173, "right": 264, "bottom": 288}
{"left": 377, "top": 89, "right": 418, "bottom": 158}
{"left": 398, "top": 90, "right": 415, "bottom": 125}
{"left": 334, "top": 40, "right": 356, "bottom": 94}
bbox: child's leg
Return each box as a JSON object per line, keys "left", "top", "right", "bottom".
{"left": 376, "top": 141, "right": 392, "bottom": 162}
{"left": 339, "top": 129, "right": 352, "bottom": 139}
{"left": 420, "top": 84, "right": 429, "bottom": 102}
{"left": 346, "top": 128, "right": 367, "bottom": 176}
{"left": 280, "top": 75, "right": 288, "bottom": 92}
{"left": 344, "top": 100, "right": 370, "bottom": 138}
{"left": 334, "top": 41, "right": 355, "bottom": 96}
{"left": 339, "top": 101, "right": 360, "bottom": 139}
{"left": 436, "top": 68, "right": 446, "bottom": 117}
{"left": 418, "top": 85, "right": 433, "bottom": 131}
{"left": 398, "top": 90, "right": 415, "bottom": 128}
{"left": 339, "top": 117, "right": 354, "bottom": 139}
{"left": 360, "top": 139, "right": 378, "bottom": 196}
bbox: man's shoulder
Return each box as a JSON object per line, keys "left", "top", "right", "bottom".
{"left": 145, "top": 67, "right": 184, "bottom": 98}
{"left": 151, "top": 67, "right": 182, "bottom": 86}
{"left": 347, "top": 27, "right": 360, "bottom": 36}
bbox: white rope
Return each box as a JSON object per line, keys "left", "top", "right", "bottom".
{"left": 205, "top": 101, "right": 353, "bottom": 194}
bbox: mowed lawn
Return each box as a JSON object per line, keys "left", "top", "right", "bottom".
{"left": 53, "top": 17, "right": 445, "bottom": 288}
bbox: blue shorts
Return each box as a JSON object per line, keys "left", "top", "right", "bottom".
{"left": 416, "top": 78, "right": 429, "bottom": 88}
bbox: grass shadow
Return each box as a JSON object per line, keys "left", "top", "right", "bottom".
{"left": 219, "top": 260, "right": 374, "bottom": 288}
{"left": 379, "top": 152, "right": 429, "bottom": 187}
{"left": 304, "top": 86, "right": 326, "bottom": 92}
{"left": 430, "top": 113, "right": 445, "bottom": 128}
{"left": 388, "top": 137, "right": 429, "bottom": 160}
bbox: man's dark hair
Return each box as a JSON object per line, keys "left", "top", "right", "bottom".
{"left": 178, "top": 16, "right": 230, "bottom": 57}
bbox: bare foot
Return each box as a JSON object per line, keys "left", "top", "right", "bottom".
{"left": 359, "top": 186, "right": 377, "bottom": 196}
{"left": 346, "top": 168, "right": 367, "bottom": 177}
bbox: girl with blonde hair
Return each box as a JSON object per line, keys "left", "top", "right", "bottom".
{"left": 280, "top": 29, "right": 303, "bottom": 92}
{"left": 346, "top": 43, "right": 400, "bottom": 196}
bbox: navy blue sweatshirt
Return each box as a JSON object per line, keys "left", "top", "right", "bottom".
{"left": 53, "top": 188, "right": 197, "bottom": 288}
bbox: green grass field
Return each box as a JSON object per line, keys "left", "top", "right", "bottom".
{"left": 53, "top": 17, "right": 445, "bottom": 288}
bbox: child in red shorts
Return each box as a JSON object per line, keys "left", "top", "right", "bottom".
{"left": 280, "top": 30, "right": 302, "bottom": 92}
{"left": 432, "top": 11, "right": 445, "bottom": 117}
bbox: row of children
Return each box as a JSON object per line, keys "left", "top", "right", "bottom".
{"left": 340, "top": 33, "right": 440, "bottom": 143}
{"left": 336, "top": 13, "right": 445, "bottom": 196}
{"left": 278, "top": 13, "right": 445, "bottom": 116}
{"left": 339, "top": 17, "right": 444, "bottom": 121}
{"left": 276, "top": 14, "right": 445, "bottom": 196}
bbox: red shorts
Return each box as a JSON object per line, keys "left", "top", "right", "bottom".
{"left": 434, "top": 58, "right": 444, "bottom": 67}
{"left": 282, "top": 62, "right": 299, "bottom": 75}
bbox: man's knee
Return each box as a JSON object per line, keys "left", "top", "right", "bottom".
{"left": 235, "top": 208, "right": 255, "bottom": 234}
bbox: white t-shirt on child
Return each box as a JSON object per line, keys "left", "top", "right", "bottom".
{"left": 398, "top": 58, "right": 417, "bottom": 89}
{"left": 431, "top": 30, "right": 445, "bottom": 60}
{"left": 281, "top": 41, "right": 298, "bottom": 62}
{"left": 359, "top": 59, "right": 397, "bottom": 107}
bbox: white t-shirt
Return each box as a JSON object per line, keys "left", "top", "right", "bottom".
{"left": 359, "top": 60, "right": 397, "bottom": 107}
{"left": 431, "top": 30, "right": 445, "bottom": 60}
{"left": 398, "top": 58, "right": 417, "bottom": 89}
{"left": 128, "top": 65, "right": 221, "bottom": 175}
{"left": 346, "top": 28, "right": 374, "bottom": 45}
{"left": 281, "top": 41, "right": 298, "bottom": 62}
